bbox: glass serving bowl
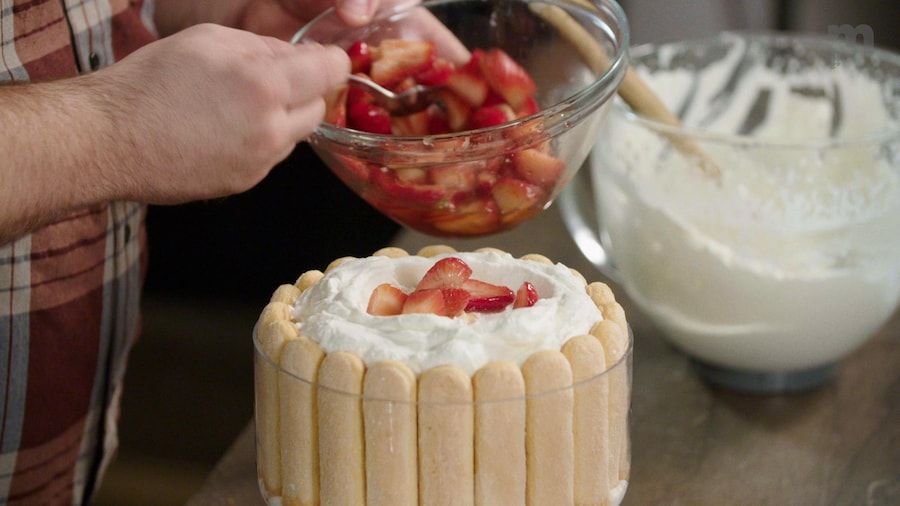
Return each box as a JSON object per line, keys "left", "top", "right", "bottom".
{"left": 253, "top": 324, "right": 633, "bottom": 506}
{"left": 253, "top": 320, "right": 633, "bottom": 505}
{"left": 292, "top": 0, "right": 629, "bottom": 237}
{"left": 561, "top": 32, "right": 900, "bottom": 393}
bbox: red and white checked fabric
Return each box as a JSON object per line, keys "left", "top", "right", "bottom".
{"left": 0, "top": 1, "right": 156, "bottom": 503}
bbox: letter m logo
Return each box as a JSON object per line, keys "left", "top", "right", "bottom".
{"left": 827, "top": 24, "right": 875, "bottom": 47}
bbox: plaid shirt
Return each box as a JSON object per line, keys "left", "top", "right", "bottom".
{"left": 0, "top": 1, "right": 156, "bottom": 504}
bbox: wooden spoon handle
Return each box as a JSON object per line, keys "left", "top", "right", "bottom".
{"left": 529, "top": 1, "right": 721, "bottom": 178}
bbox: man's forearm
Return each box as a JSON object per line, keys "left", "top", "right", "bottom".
{"left": 0, "top": 78, "right": 119, "bottom": 244}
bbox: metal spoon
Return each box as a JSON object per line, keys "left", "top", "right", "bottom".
{"left": 347, "top": 74, "right": 441, "bottom": 116}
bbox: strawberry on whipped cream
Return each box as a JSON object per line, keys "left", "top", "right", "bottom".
{"left": 292, "top": 250, "right": 603, "bottom": 375}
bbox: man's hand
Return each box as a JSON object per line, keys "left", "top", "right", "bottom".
{"left": 154, "top": 0, "right": 390, "bottom": 40}
{"left": 0, "top": 24, "right": 349, "bottom": 242}
{"left": 98, "top": 24, "right": 350, "bottom": 204}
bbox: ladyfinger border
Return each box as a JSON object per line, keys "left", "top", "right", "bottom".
{"left": 253, "top": 245, "right": 634, "bottom": 505}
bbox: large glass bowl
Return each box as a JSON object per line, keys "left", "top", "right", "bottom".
{"left": 293, "top": 0, "right": 629, "bottom": 237}
{"left": 252, "top": 249, "right": 634, "bottom": 505}
{"left": 561, "top": 32, "right": 900, "bottom": 393}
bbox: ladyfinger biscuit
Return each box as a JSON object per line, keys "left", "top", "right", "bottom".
{"left": 295, "top": 270, "right": 324, "bottom": 293}
{"left": 519, "top": 253, "right": 553, "bottom": 265}
{"left": 326, "top": 256, "right": 355, "bottom": 273}
{"left": 256, "top": 302, "right": 292, "bottom": 334}
{"left": 562, "top": 335, "right": 612, "bottom": 503}
{"left": 271, "top": 284, "right": 301, "bottom": 305}
{"left": 474, "top": 246, "right": 507, "bottom": 255}
{"left": 591, "top": 320, "right": 631, "bottom": 482}
{"left": 417, "top": 244, "right": 456, "bottom": 257}
{"left": 363, "top": 360, "right": 418, "bottom": 506}
{"left": 373, "top": 246, "right": 409, "bottom": 258}
{"left": 586, "top": 282, "right": 616, "bottom": 307}
{"left": 279, "top": 335, "right": 326, "bottom": 506}
{"left": 569, "top": 268, "right": 588, "bottom": 287}
{"left": 255, "top": 318, "right": 299, "bottom": 497}
{"left": 522, "top": 350, "right": 574, "bottom": 506}
{"left": 317, "top": 352, "right": 367, "bottom": 506}
{"left": 418, "top": 366, "right": 474, "bottom": 506}
{"left": 600, "top": 301, "right": 629, "bottom": 336}
{"left": 472, "top": 362, "right": 526, "bottom": 506}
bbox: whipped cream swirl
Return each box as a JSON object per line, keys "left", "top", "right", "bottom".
{"left": 292, "top": 251, "right": 602, "bottom": 375}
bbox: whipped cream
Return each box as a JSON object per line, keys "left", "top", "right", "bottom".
{"left": 292, "top": 251, "right": 602, "bottom": 375}
{"left": 593, "top": 37, "right": 900, "bottom": 371}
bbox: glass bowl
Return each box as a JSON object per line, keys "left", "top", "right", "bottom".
{"left": 253, "top": 319, "right": 633, "bottom": 505}
{"left": 253, "top": 247, "right": 634, "bottom": 506}
{"left": 292, "top": 0, "right": 629, "bottom": 237}
{"left": 561, "top": 32, "right": 900, "bottom": 393}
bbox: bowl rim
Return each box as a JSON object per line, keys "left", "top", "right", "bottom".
{"left": 621, "top": 30, "right": 900, "bottom": 149}
{"left": 292, "top": 0, "right": 631, "bottom": 147}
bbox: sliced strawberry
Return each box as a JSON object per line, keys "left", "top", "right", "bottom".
{"left": 476, "top": 169, "right": 500, "bottom": 195}
{"left": 392, "top": 77, "right": 419, "bottom": 94}
{"left": 370, "top": 39, "right": 435, "bottom": 87}
{"left": 392, "top": 109, "right": 431, "bottom": 136}
{"left": 515, "top": 95, "right": 540, "bottom": 117}
{"left": 481, "top": 89, "right": 506, "bottom": 107}
{"left": 445, "top": 70, "right": 489, "bottom": 107}
{"left": 503, "top": 116, "right": 546, "bottom": 144}
{"left": 429, "top": 164, "right": 478, "bottom": 193}
{"left": 402, "top": 288, "right": 446, "bottom": 315}
{"left": 347, "top": 78, "right": 376, "bottom": 106}
{"left": 370, "top": 167, "right": 448, "bottom": 206}
{"left": 415, "top": 57, "right": 456, "bottom": 86}
{"left": 416, "top": 256, "right": 473, "bottom": 291}
{"left": 332, "top": 154, "right": 371, "bottom": 183}
{"left": 441, "top": 287, "right": 471, "bottom": 316}
{"left": 426, "top": 106, "right": 452, "bottom": 135}
{"left": 463, "top": 279, "right": 515, "bottom": 312}
{"left": 395, "top": 167, "right": 428, "bottom": 184}
{"left": 513, "top": 148, "right": 565, "bottom": 188}
{"left": 367, "top": 283, "right": 408, "bottom": 315}
{"left": 428, "top": 197, "right": 501, "bottom": 236}
{"left": 347, "top": 41, "right": 373, "bottom": 74}
{"left": 461, "top": 48, "right": 486, "bottom": 74}
{"left": 347, "top": 100, "right": 392, "bottom": 134}
{"left": 479, "top": 48, "right": 537, "bottom": 110}
{"left": 323, "top": 85, "right": 349, "bottom": 127}
{"left": 491, "top": 177, "right": 544, "bottom": 215}
{"left": 438, "top": 90, "right": 472, "bottom": 132}
{"left": 468, "top": 104, "right": 515, "bottom": 130}
{"left": 514, "top": 281, "right": 539, "bottom": 308}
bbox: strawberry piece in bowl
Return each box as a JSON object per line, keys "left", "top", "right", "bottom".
{"left": 316, "top": 39, "right": 573, "bottom": 237}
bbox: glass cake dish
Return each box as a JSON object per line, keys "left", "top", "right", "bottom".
{"left": 253, "top": 245, "right": 633, "bottom": 505}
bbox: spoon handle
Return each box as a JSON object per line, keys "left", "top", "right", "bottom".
{"left": 529, "top": 1, "right": 721, "bottom": 178}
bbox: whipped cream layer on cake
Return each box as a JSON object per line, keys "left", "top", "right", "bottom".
{"left": 292, "top": 250, "right": 603, "bottom": 375}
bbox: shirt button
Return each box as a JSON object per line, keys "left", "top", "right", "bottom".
{"left": 89, "top": 52, "right": 100, "bottom": 70}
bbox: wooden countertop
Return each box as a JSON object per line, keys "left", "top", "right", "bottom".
{"left": 186, "top": 206, "right": 900, "bottom": 505}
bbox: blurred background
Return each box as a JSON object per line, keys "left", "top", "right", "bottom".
{"left": 93, "top": 0, "right": 898, "bottom": 504}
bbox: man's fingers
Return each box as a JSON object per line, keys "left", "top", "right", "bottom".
{"left": 265, "top": 39, "right": 350, "bottom": 108}
{"left": 335, "top": 0, "right": 378, "bottom": 26}
{"left": 285, "top": 97, "right": 328, "bottom": 142}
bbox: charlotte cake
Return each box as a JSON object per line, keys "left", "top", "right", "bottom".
{"left": 254, "top": 246, "right": 631, "bottom": 506}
